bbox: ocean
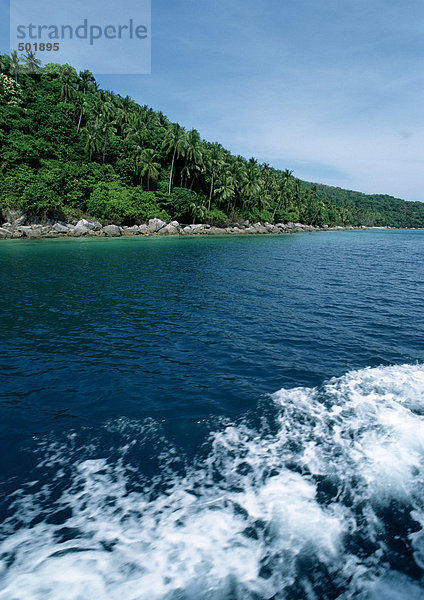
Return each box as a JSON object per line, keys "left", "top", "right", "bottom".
{"left": 1, "top": 229, "right": 424, "bottom": 599}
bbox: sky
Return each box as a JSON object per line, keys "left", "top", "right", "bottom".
{"left": 2, "top": 0, "right": 424, "bottom": 202}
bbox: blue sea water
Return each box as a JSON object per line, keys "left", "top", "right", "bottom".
{"left": 0, "top": 229, "right": 424, "bottom": 599}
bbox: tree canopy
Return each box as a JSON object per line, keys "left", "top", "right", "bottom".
{"left": 1, "top": 53, "right": 423, "bottom": 228}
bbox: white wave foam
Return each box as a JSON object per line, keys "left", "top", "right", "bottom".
{"left": 1, "top": 363, "right": 424, "bottom": 599}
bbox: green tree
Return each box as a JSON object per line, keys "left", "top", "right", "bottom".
{"left": 9, "top": 51, "right": 20, "bottom": 83}
{"left": 206, "top": 142, "right": 224, "bottom": 209}
{"left": 162, "top": 123, "right": 188, "bottom": 194}
{"left": 137, "top": 148, "right": 160, "bottom": 190}
{"left": 23, "top": 51, "right": 41, "bottom": 75}
{"left": 83, "top": 121, "right": 102, "bottom": 161}
{"left": 190, "top": 200, "right": 206, "bottom": 224}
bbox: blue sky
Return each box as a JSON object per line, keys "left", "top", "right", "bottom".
{"left": 2, "top": 0, "right": 424, "bottom": 201}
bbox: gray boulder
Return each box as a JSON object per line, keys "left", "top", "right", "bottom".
{"left": 76, "top": 219, "right": 93, "bottom": 230}
{"left": 122, "top": 225, "right": 139, "bottom": 236}
{"left": 25, "top": 228, "right": 43, "bottom": 239}
{"left": 72, "top": 225, "right": 90, "bottom": 237}
{"left": 148, "top": 218, "right": 166, "bottom": 233}
{"left": 3, "top": 209, "right": 26, "bottom": 225}
{"left": 0, "top": 227, "right": 10, "bottom": 239}
{"left": 159, "top": 223, "right": 179, "bottom": 235}
{"left": 103, "top": 224, "right": 121, "bottom": 237}
{"left": 138, "top": 224, "right": 149, "bottom": 234}
{"left": 207, "top": 227, "right": 227, "bottom": 235}
{"left": 52, "top": 223, "right": 70, "bottom": 234}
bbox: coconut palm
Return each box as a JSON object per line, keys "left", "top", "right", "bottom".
{"left": 241, "top": 158, "right": 261, "bottom": 211}
{"left": 116, "top": 95, "right": 134, "bottom": 133}
{"left": 215, "top": 170, "right": 236, "bottom": 212}
{"left": 190, "top": 201, "right": 206, "bottom": 224}
{"left": 98, "top": 116, "right": 117, "bottom": 164}
{"left": 23, "top": 51, "right": 41, "bottom": 75}
{"left": 137, "top": 148, "right": 160, "bottom": 190}
{"left": 162, "top": 123, "right": 188, "bottom": 194}
{"left": 273, "top": 169, "right": 293, "bottom": 220}
{"left": 60, "top": 67, "right": 76, "bottom": 103}
{"left": 183, "top": 129, "right": 203, "bottom": 188}
{"left": 83, "top": 121, "right": 101, "bottom": 161}
{"left": 9, "top": 51, "right": 20, "bottom": 83}
{"left": 206, "top": 142, "right": 224, "bottom": 209}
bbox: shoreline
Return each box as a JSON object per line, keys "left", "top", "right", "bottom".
{"left": 0, "top": 217, "right": 386, "bottom": 241}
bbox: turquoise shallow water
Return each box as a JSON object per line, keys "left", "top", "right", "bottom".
{"left": 1, "top": 230, "right": 424, "bottom": 599}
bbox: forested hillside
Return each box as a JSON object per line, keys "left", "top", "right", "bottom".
{"left": 1, "top": 53, "right": 423, "bottom": 227}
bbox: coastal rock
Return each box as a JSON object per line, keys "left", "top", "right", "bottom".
{"left": 191, "top": 224, "right": 205, "bottom": 233}
{"left": 159, "top": 223, "right": 179, "bottom": 235}
{"left": 3, "top": 209, "right": 26, "bottom": 226}
{"left": 72, "top": 224, "right": 90, "bottom": 237}
{"left": 51, "top": 223, "right": 70, "bottom": 234}
{"left": 74, "top": 219, "right": 102, "bottom": 231}
{"left": 76, "top": 219, "right": 93, "bottom": 230}
{"left": 251, "top": 223, "right": 268, "bottom": 234}
{"left": 170, "top": 221, "right": 180, "bottom": 229}
{"left": 0, "top": 227, "right": 10, "bottom": 239}
{"left": 11, "top": 230, "right": 24, "bottom": 238}
{"left": 138, "top": 224, "right": 149, "bottom": 234}
{"left": 122, "top": 225, "right": 139, "bottom": 236}
{"left": 103, "top": 224, "right": 121, "bottom": 237}
{"left": 148, "top": 218, "right": 166, "bottom": 233}
{"left": 25, "top": 228, "right": 43, "bottom": 239}
{"left": 207, "top": 227, "right": 227, "bottom": 235}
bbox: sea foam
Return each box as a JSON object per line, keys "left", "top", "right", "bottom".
{"left": 1, "top": 364, "right": 424, "bottom": 599}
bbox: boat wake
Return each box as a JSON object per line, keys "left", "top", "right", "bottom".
{"left": 1, "top": 363, "right": 424, "bottom": 599}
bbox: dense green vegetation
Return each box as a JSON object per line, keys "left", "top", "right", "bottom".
{"left": 1, "top": 53, "right": 423, "bottom": 227}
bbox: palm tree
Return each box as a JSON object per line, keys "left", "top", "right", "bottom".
{"left": 23, "top": 51, "right": 41, "bottom": 74}
{"left": 206, "top": 142, "right": 224, "bottom": 209}
{"left": 79, "top": 69, "right": 96, "bottom": 91}
{"left": 190, "top": 201, "right": 206, "bottom": 224}
{"left": 98, "top": 116, "right": 117, "bottom": 164}
{"left": 162, "top": 123, "right": 188, "bottom": 194}
{"left": 183, "top": 129, "right": 203, "bottom": 188}
{"left": 75, "top": 70, "right": 96, "bottom": 132}
{"left": 241, "top": 158, "right": 261, "bottom": 211}
{"left": 272, "top": 169, "right": 293, "bottom": 220}
{"left": 137, "top": 148, "right": 160, "bottom": 190}
{"left": 215, "top": 170, "right": 236, "bottom": 213}
{"left": 9, "top": 51, "right": 20, "bottom": 83}
{"left": 83, "top": 121, "right": 101, "bottom": 161}
{"left": 96, "top": 90, "right": 116, "bottom": 122}
{"left": 116, "top": 95, "right": 133, "bottom": 133}
{"left": 60, "top": 67, "right": 76, "bottom": 103}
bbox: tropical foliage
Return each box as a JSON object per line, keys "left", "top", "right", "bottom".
{"left": 1, "top": 52, "right": 423, "bottom": 227}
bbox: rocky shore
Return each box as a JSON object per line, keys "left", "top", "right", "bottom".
{"left": 0, "top": 213, "right": 366, "bottom": 241}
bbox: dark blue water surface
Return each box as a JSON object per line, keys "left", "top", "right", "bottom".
{"left": 1, "top": 230, "right": 424, "bottom": 599}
